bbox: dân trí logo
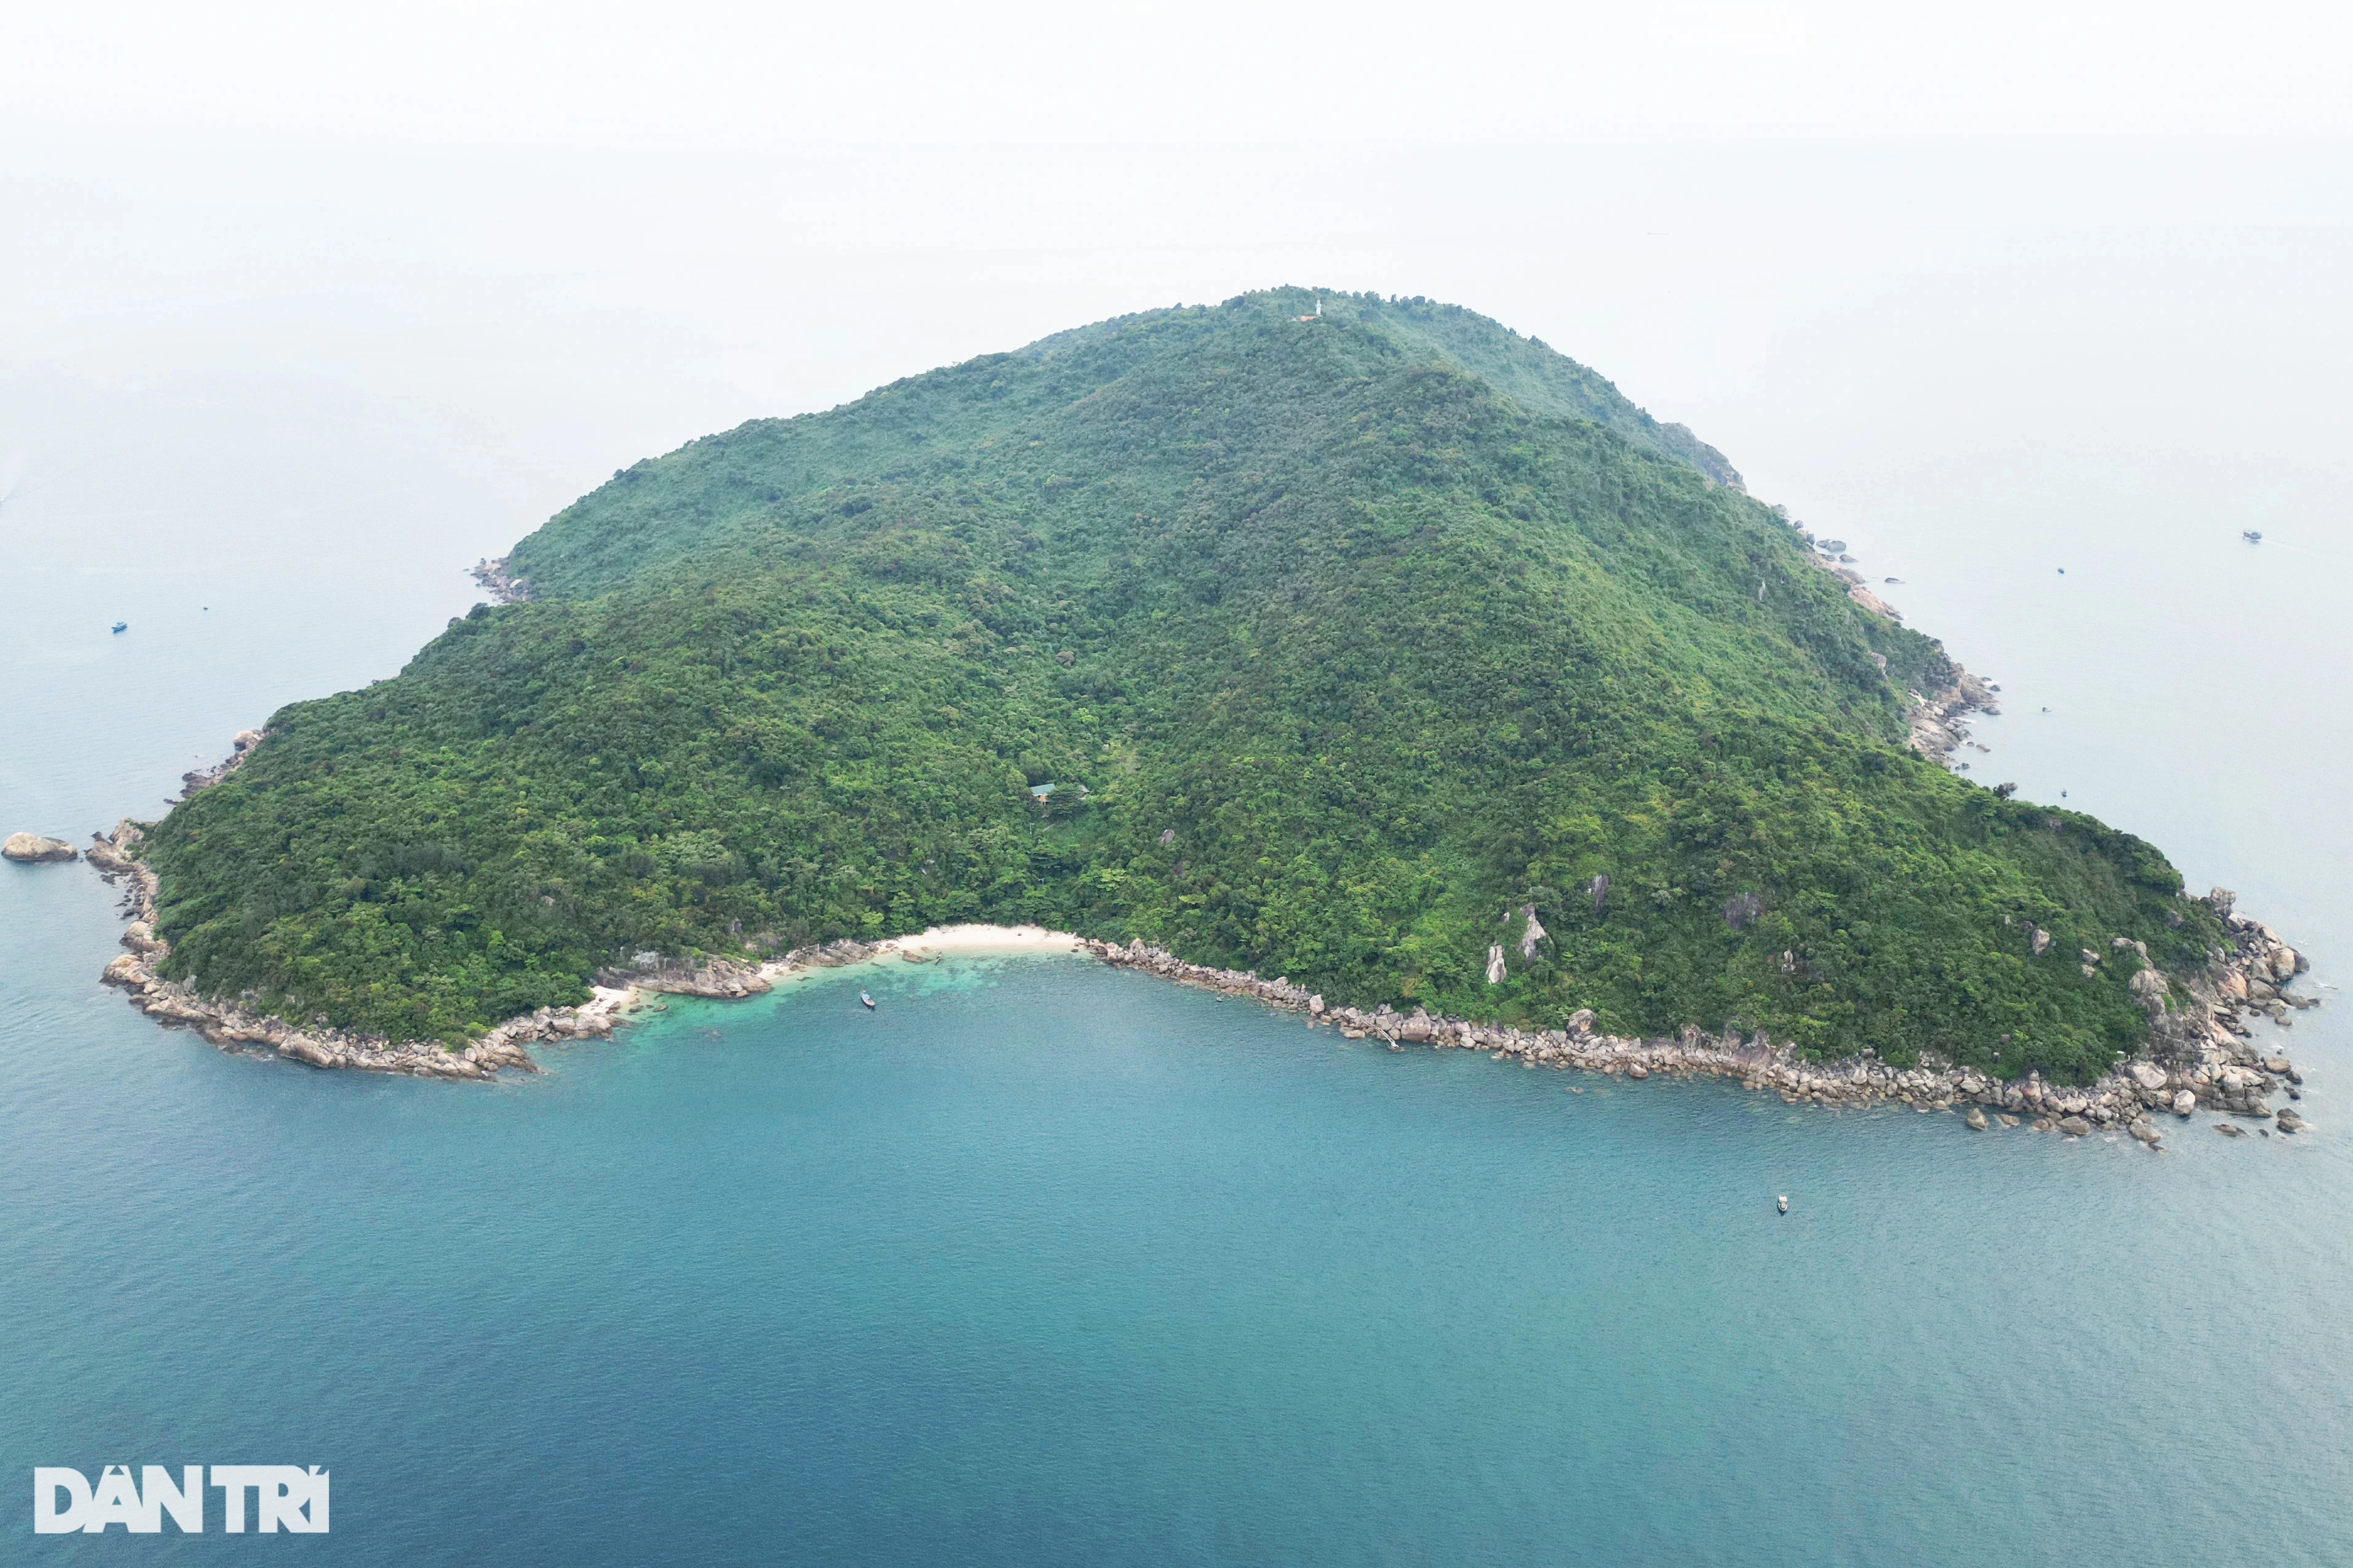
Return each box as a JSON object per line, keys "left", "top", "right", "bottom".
{"left": 33, "top": 1465, "right": 328, "bottom": 1534}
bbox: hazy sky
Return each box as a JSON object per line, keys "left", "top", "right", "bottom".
{"left": 5, "top": 4, "right": 2347, "bottom": 574}
{"left": 3, "top": 2, "right": 2350, "bottom": 905}
{"left": 10, "top": 0, "right": 2351, "bottom": 146}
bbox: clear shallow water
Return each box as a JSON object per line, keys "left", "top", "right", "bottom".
{"left": 5, "top": 135, "right": 2352, "bottom": 1562}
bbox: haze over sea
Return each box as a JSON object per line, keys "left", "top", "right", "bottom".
{"left": 4, "top": 138, "right": 2350, "bottom": 1563}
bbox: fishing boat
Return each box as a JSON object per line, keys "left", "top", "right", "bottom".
{"left": 1777, "top": 1195, "right": 1789, "bottom": 1214}
{"left": 110, "top": 621, "right": 127, "bottom": 633}
{"left": 859, "top": 991, "right": 875, "bottom": 1010}
{"left": 2242, "top": 529, "right": 2263, "bottom": 543}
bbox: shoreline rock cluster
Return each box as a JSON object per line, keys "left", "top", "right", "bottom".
{"left": 1905, "top": 665, "right": 2000, "bottom": 769}
{"left": 176, "top": 730, "right": 266, "bottom": 799}
{"left": 472, "top": 556, "right": 533, "bottom": 604}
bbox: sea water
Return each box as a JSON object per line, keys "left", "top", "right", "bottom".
{"left": 6, "top": 139, "right": 2353, "bottom": 1564}
{"left": 7, "top": 922, "right": 2351, "bottom": 1566}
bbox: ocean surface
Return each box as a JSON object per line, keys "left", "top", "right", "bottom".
{"left": 6, "top": 137, "right": 2352, "bottom": 1562}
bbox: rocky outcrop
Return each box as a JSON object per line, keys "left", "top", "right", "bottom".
{"left": 600, "top": 953, "right": 772, "bottom": 999}
{"left": 175, "top": 729, "right": 266, "bottom": 799}
{"left": 472, "top": 557, "right": 533, "bottom": 603}
{"left": 1846, "top": 582, "right": 1903, "bottom": 622}
{"left": 3, "top": 833, "right": 78, "bottom": 863}
{"left": 1905, "top": 665, "right": 2000, "bottom": 768}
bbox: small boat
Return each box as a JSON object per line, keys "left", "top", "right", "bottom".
{"left": 859, "top": 991, "right": 875, "bottom": 1010}
{"left": 2242, "top": 529, "right": 2263, "bottom": 543}
{"left": 110, "top": 622, "right": 127, "bottom": 634}
{"left": 1776, "top": 1195, "right": 1789, "bottom": 1214}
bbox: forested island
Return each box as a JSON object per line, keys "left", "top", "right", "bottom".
{"left": 111, "top": 290, "right": 2271, "bottom": 1096}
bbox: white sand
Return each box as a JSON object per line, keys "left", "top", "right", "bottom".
{"left": 734, "top": 924, "right": 1085, "bottom": 987}
{"left": 878, "top": 924, "right": 1083, "bottom": 957}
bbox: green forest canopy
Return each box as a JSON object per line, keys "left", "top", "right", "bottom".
{"left": 141, "top": 288, "right": 2222, "bottom": 1080}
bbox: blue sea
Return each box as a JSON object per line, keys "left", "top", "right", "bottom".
{"left": 8, "top": 919, "right": 2351, "bottom": 1565}
{"left": 6, "top": 135, "right": 2352, "bottom": 1563}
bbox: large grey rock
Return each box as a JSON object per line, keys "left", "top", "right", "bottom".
{"left": 2, "top": 833, "right": 77, "bottom": 863}
{"left": 278, "top": 1034, "right": 338, "bottom": 1068}
{"left": 2276, "top": 1109, "right": 2308, "bottom": 1134}
{"left": 2130, "top": 1061, "right": 2168, "bottom": 1091}
{"left": 1964, "top": 1106, "right": 1988, "bottom": 1130}
{"left": 2057, "top": 1115, "right": 2093, "bottom": 1136}
{"left": 2172, "top": 1090, "right": 2197, "bottom": 1117}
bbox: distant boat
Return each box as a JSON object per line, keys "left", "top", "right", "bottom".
{"left": 2242, "top": 529, "right": 2263, "bottom": 543}
{"left": 110, "top": 622, "right": 127, "bottom": 633}
{"left": 859, "top": 991, "right": 875, "bottom": 1010}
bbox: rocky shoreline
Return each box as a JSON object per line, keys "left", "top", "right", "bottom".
{"left": 1088, "top": 897, "right": 2314, "bottom": 1147}
{"left": 472, "top": 555, "right": 532, "bottom": 604}
{"left": 1784, "top": 515, "right": 1999, "bottom": 771}
{"left": 1905, "top": 664, "right": 1999, "bottom": 769}
{"left": 86, "top": 807, "right": 2314, "bottom": 1144}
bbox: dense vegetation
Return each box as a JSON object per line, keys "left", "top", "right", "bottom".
{"left": 142, "top": 289, "right": 2220, "bottom": 1079}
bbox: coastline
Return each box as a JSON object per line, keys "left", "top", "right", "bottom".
{"left": 1087, "top": 916, "right": 2312, "bottom": 1144}
{"left": 88, "top": 809, "right": 2314, "bottom": 1142}
{"left": 82, "top": 705, "right": 2315, "bottom": 1142}
{"left": 1905, "top": 663, "right": 1999, "bottom": 769}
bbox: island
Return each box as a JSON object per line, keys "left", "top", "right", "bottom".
{"left": 87, "top": 290, "right": 2311, "bottom": 1139}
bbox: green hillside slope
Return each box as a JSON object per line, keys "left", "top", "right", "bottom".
{"left": 140, "top": 289, "right": 2220, "bottom": 1080}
